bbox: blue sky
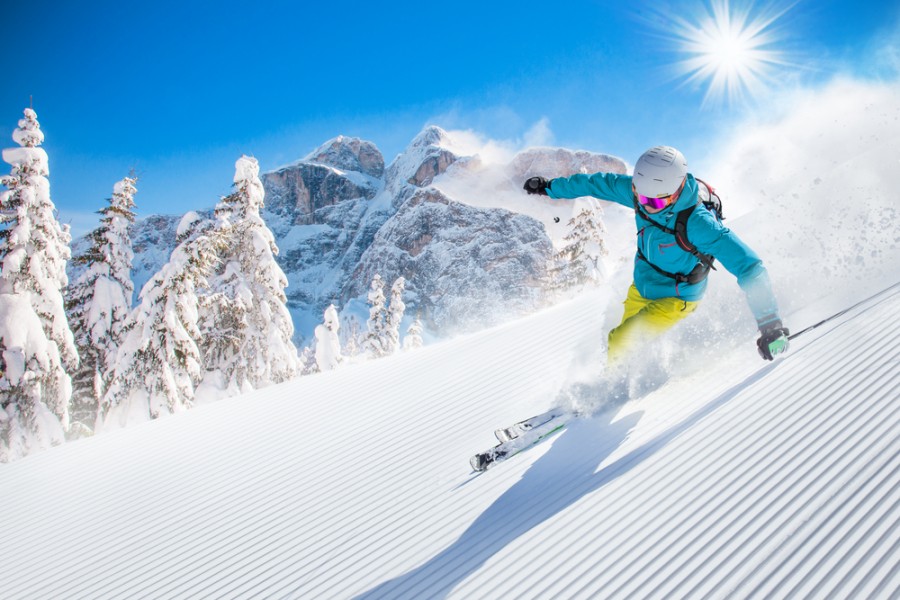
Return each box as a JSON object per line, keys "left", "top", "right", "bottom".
{"left": 2, "top": 0, "right": 898, "bottom": 236}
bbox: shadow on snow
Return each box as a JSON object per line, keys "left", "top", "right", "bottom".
{"left": 355, "top": 364, "right": 775, "bottom": 599}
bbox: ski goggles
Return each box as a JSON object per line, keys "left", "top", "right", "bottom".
{"left": 637, "top": 194, "right": 673, "bottom": 210}
{"left": 635, "top": 179, "right": 685, "bottom": 210}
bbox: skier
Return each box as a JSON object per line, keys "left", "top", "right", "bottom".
{"left": 524, "top": 145, "right": 789, "bottom": 363}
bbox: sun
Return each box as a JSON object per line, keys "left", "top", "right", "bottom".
{"left": 662, "top": 0, "right": 797, "bottom": 107}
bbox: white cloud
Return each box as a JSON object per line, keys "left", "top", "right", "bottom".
{"left": 433, "top": 115, "right": 557, "bottom": 169}
{"left": 523, "top": 117, "right": 554, "bottom": 148}
{"left": 425, "top": 103, "right": 558, "bottom": 163}
{"left": 439, "top": 128, "right": 518, "bottom": 166}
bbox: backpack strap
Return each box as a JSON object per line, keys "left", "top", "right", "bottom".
{"left": 694, "top": 178, "right": 724, "bottom": 220}
{"left": 673, "top": 205, "right": 716, "bottom": 271}
{"left": 632, "top": 196, "right": 718, "bottom": 285}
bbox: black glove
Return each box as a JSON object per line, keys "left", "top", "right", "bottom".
{"left": 523, "top": 176, "right": 550, "bottom": 196}
{"left": 757, "top": 320, "right": 790, "bottom": 361}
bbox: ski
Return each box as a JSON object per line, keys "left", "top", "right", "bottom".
{"left": 471, "top": 410, "right": 574, "bottom": 472}
{"left": 493, "top": 406, "right": 569, "bottom": 443}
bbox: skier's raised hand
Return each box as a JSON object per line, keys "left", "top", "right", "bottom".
{"left": 523, "top": 176, "right": 550, "bottom": 196}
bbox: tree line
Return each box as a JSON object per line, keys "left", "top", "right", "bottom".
{"left": 0, "top": 109, "right": 422, "bottom": 462}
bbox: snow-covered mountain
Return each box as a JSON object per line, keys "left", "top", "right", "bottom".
{"left": 3, "top": 277, "right": 897, "bottom": 599}
{"left": 100, "top": 128, "right": 626, "bottom": 343}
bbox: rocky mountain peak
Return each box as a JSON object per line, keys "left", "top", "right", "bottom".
{"left": 304, "top": 135, "right": 385, "bottom": 179}
{"left": 387, "top": 125, "right": 460, "bottom": 189}
{"left": 409, "top": 125, "right": 451, "bottom": 149}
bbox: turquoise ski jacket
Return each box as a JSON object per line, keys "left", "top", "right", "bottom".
{"left": 547, "top": 171, "right": 781, "bottom": 328}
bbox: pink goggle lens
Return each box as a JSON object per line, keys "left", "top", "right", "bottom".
{"left": 638, "top": 194, "right": 670, "bottom": 210}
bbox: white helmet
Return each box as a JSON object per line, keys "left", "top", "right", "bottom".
{"left": 633, "top": 146, "right": 688, "bottom": 199}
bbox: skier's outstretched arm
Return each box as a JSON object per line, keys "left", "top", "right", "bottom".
{"left": 523, "top": 172, "right": 635, "bottom": 208}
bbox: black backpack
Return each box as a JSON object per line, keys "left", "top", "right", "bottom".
{"left": 632, "top": 179, "right": 724, "bottom": 285}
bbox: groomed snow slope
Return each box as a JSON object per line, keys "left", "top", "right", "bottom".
{"left": 3, "top": 286, "right": 898, "bottom": 599}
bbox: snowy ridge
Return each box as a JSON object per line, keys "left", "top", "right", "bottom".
{"left": 2, "top": 286, "right": 898, "bottom": 599}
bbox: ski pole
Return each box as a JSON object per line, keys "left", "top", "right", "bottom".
{"left": 787, "top": 280, "right": 900, "bottom": 341}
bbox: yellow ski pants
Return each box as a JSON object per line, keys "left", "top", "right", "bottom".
{"left": 607, "top": 284, "right": 700, "bottom": 363}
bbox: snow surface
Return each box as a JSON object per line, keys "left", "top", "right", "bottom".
{"left": 1, "top": 278, "right": 898, "bottom": 598}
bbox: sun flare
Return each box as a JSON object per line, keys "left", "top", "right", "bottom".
{"left": 663, "top": 0, "right": 796, "bottom": 107}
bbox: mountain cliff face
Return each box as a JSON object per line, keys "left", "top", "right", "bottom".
{"left": 344, "top": 126, "right": 556, "bottom": 334}
{"left": 112, "top": 129, "right": 627, "bottom": 343}
{"left": 347, "top": 187, "right": 552, "bottom": 334}
{"left": 264, "top": 136, "right": 384, "bottom": 226}
{"left": 260, "top": 138, "right": 391, "bottom": 336}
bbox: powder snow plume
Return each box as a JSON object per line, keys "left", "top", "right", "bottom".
{"left": 708, "top": 76, "right": 900, "bottom": 310}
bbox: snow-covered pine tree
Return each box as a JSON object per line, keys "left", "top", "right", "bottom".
{"left": 385, "top": 276, "right": 406, "bottom": 355}
{"left": 201, "top": 156, "right": 299, "bottom": 394}
{"left": 314, "top": 304, "right": 343, "bottom": 371}
{"left": 100, "top": 213, "right": 220, "bottom": 427}
{"left": 342, "top": 315, "right": 362, "bottom": 359}
{"left": 547, "top": 204, "right": 609, "bottom": 296}
{"left": 299, "top": 346, "right": 318, "bottom": 376}
{"left": 66, "top": 175, "right": 137, "bottom": 436}
{"left": 403, "top": 314, "right": 424, "bottom": 351}
{"left": 363, "top": 274, "right": 388, "bottom": 359}
{"left": 0, "top": 108, "right": 77, "bottom": 460}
